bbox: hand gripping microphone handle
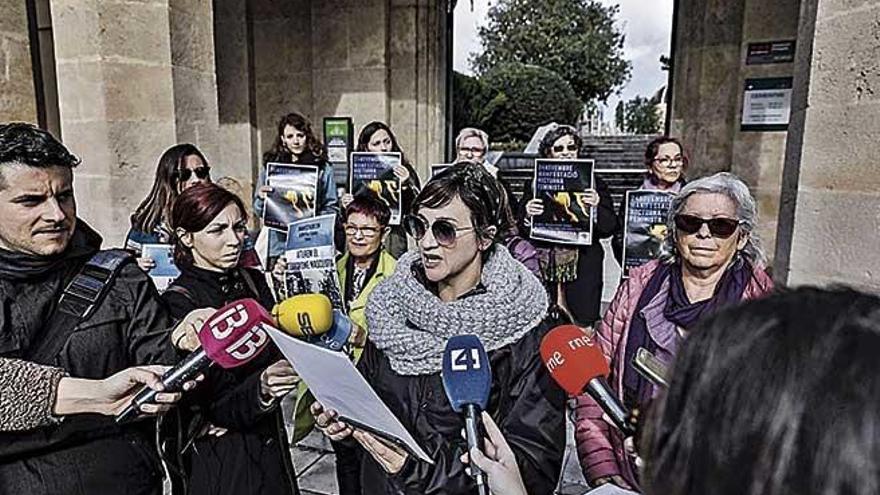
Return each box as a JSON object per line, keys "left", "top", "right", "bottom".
{"left": 441, "top": 335, "right": 491, "bottom": 495}
{"left": 116, "top": 298, "right": 273, "bottom": 423}
{"left": 115, "top": 349, "right": 212, "bottom": 423}
{"left": 586, "top": 375, "right": 636, "bottom": 438}
{"left": 464, "top": 403, "right": 489, "bottom": 495}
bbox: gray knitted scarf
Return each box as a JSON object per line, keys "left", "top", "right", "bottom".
{"left": 366, "top": 246, "right": 548, "bottom": 375}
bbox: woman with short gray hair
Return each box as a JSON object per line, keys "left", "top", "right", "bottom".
{"left": 574, "top": 172, "right": 774, "bottom": 491}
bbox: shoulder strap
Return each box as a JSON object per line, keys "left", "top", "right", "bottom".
{"left": 163, "top": 284, "right": 196, "bottom": 305}
{"left": 28, "top": 250, "right": 132, "bottom": 364}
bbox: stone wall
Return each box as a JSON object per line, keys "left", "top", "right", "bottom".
{"left": 669, "top": 0, "right": 800, "bottom": 261}
{"left": 775, "top": 0, "right": 880, "bottom": 289}
{"left": 0, "top": 0, "right": 38, "bottom": 122}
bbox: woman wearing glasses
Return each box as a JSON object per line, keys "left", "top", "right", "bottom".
{"left": 612, "top": 136, "right": 689, "bottom": 264}
{"left": 574, "top": 172, "right": 773, "bottom": 491}
{"left": 522, "top": 125, "right": 618, "bottom": 325}
{"left": 127, "top": 144, "right": 212, "bottom": 272}
{"left": 311, "top": 162, "right": 565, "bottom": 494}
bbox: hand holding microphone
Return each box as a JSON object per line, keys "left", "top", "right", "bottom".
{"left": 117, "top": 298, "right": 274, "bottom": 422}
{"left": 540, "top": 325, "right": 637, "bottom": 437}
{"left": 441, "top": 335, "right": 492, "bottom": 495}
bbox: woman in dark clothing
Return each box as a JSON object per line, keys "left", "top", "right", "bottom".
{"left": 611, "top": 136, "right": 688, "bottom": 266}
{"left": 521, "top": 125, "right": 618, "bottom": 326}
{"left": 313, "top": 162, "right": 565, "bottom": 494}
{"left": 342, "top": 121, "right": 422, "bottom": 258}
{"left": 163, "top": 183, "right": 299, "bottom": 495}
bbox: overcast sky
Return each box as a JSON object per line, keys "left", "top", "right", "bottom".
{"left": 453, "top": 0, "right": 674, "bottom": 119}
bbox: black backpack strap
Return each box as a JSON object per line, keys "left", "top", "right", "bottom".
{"left": 28, "top": 250, "right": 132, "bottom": 364}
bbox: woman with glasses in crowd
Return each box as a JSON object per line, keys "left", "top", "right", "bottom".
{"left": 311, "top": 162, "right": 565, "bottom": 494}
{"left": 127, "top": 143, "right": 212, "bottom": 272}
{"left": 574, "top": 172, "right": 773, "bottom": 491}
{"left": 456, "top": 127, "right": 497, "bottom": 176}
{"left": 612, "top": 136, "right": 689, "bottom": 265}
{"left": 162, "top": 184, "right": 300, "bottom": 495}
{"left": 342, "top": 121, "right": 421, "bottom": 258}
{"left": 521, "top": 125, "right": 617, "bottom": 325}
{"left": 255, "top": 112, "right": 339, "bottom": 273}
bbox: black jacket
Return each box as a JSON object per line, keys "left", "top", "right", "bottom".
{"left": 355, "top": 322, "right": 566, "bottom": 495}
{"left": 0, "top": 233, "right": 176, "bottom": 495}
{"left": 162, "top": 265, "right": 298, "bottom": 495}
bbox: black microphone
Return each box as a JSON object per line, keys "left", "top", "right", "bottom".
{"left": 441, "top": 335, "right": 492, "bottom": 495}
{"left": 116, "top": 299, "right": 274, "bottom": 422}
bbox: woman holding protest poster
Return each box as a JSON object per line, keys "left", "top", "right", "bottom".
{"left": 255, "top": 112, "right": 339, "bottom": 273}
{"left": 342, "top": 121, "right": 421, "bottom": 258}
{"left": 612, "top": 136, "right": 689, "bottom": 267}
{"left": 520, "top": 124, "right": 617, "bottom": 326}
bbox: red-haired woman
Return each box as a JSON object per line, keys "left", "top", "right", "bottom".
{"left": 162, "top": 184, "right": 299, "bottom": 495}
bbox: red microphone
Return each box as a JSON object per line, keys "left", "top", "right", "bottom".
{"left": 116, "top": 298, "right": 273, "bottom": 422}
{"left": 540, "top": 325, "right": 636, "bottom": 437}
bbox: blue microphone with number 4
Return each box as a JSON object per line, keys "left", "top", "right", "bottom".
{"left": 442, "top": 335, "right": 491, "bottom": 495}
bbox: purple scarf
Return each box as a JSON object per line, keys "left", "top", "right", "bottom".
{"left": 620, "top": 257, "right": 752, "bottom": 409}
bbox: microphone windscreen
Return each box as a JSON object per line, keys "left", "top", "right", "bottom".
{"left": 304, "top": 309, "right": 352, "bottom": 352}
{"left": 540, "top": 325, "right": 610, "bottom": 396}
{"left": 199, "top": 298, "right": 273, "bottom": 369}
{"left": 441, "top": 335, "right": 492, "bottom": 412}
{"left": 272, "top": 293, "right": 334, "bottom": 337}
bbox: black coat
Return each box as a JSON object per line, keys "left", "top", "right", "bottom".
{"left": 0, "top": 243, "right": 176, "bottom": 495}
{"left": 162, "top": 265, "right": 298, "bottom": 495}
{"left": 565, "top": 176, "right": 618, "bottom": 325}
{"left": 355, "top": 322, "right": 566, "bottom": 495}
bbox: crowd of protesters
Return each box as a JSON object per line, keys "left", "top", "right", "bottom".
{"left": 0, "top": 116, "right": 875, "bottom": 495}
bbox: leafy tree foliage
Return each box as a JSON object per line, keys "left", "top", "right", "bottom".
{"left": 472, "top": 0, "right": 631, "bottom": 103}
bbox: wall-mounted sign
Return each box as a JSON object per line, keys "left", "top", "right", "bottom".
{"left": 746, "top": 40, "right": 796, "bottom": 65}
{"left": 741, "top": 77, "right": 793, "bottom": 131}
{"left": 323, "top": 117, "right": 353, "bottom": 165}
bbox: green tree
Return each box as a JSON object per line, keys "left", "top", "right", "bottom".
{"left": 472, "top": 0, "right": 631, "bottom": 103}
{"left": 478, "top": 63, "right": 583, "bottom": 142}
{"left": 452, "top": 71, "right": 493, "bottom": 134}
{"left": 621, "top": 96, "right": 661, "bottom": 134}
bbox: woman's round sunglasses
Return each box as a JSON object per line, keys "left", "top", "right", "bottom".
{"left": 674, "top": 214, "right": 741, "bottom": 238}
{"left": 404, "top": 215, "right": 474, "bottom": 247}
{"left": 175, "top": 166, "right": 211, "bottom": 182}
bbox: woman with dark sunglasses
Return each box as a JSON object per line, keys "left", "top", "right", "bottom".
{"left": 127, "top": 143, "right": 212, "bottom": 272}
{"left": 520, "top": 124, "right": 618, "bottom": 326}
{"left": 612, "top": 136, "right": 689, "bottom": 265}
{"left": 310, "top": 162, "right": 565, "bottom": 494}
{"left": 573, "top": 172, "right": 773, "bottom": 491}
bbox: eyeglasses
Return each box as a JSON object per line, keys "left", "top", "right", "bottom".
{"left": 344, "top": 224, "right": 381, "bottom": 239}
{"left": 459, "top": 147, "right": 486, "bottom": 157}
{"left": 653, "top": 156, "right": 686, "bottom": 168}
{"left": 552, "top": 144, "right": 579, "bottom": 153}
{"left": 176, "top": 166, "right": 211, "bottom": 181}
{"left": 404, "top": 215, "right": 474, "bottom": 247}
{"left": 674, "top": 214, "right": 741, "bottom": 238}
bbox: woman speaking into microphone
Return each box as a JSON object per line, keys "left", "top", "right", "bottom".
{"left": 161, "top": 183, "right": 299, "bottom": 495}
{"left": 312, "top": 162, "right": 565, "bottom": 494}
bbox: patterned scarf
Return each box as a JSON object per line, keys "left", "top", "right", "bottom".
{"left": 366, "top": 246, "right": 548, "bottom": 375}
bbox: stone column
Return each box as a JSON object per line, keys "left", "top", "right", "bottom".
{"left": 169, "top": 0, "right": 221, "bottom": 163}
{"left": 51, "top": 0, "right": 177, "bottom": 247}
{"left": 214, "top": 0, "right": 260, "bottom": 198}
{"left": 774, "top": 0, "right": 880, "bottom": 289}
{"left": 0, "top": 0, "right": 38, "bottom": 122}
{"left": 388, "top": 0, "right": 447, "bottom": 178}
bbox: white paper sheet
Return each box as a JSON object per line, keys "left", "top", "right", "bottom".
{"left": 265, "top": 325, "right": 433, "bottom": 464}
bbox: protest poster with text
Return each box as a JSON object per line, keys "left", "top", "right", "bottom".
{"left": 141, "top": 244, "right": 180, "bottom": 293}
{"left": 349, "top": 152, "right": 402, "bottom": 225}
{"left": 263, "top": 163, "right": 319, "bottom": 231}
{"left": 530, "top": 159, "right": 595, "bottom": 245}
{"left": 622, "top": 190, "right": 675, "bottom": 278}
{"left": 284, "top": 214, "right": 345, "bottom": 310}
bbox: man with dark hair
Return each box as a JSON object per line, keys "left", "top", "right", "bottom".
{"left": 0, "top": 123, "right": 197, "bottom": 495}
